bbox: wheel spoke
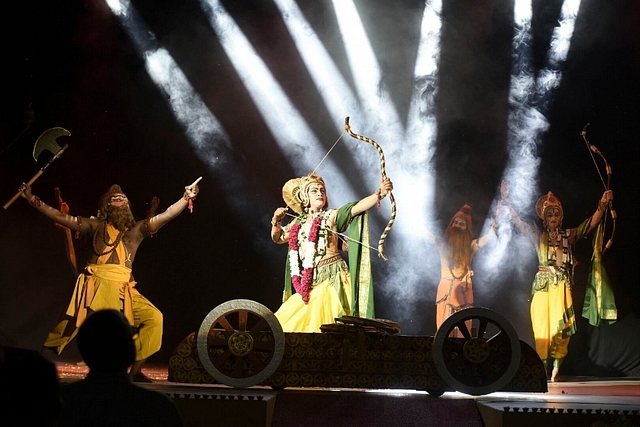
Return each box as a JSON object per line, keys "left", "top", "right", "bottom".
{"left": 217, "top": 315, "right": 236, "bottom": 333}
{"left": 477, "top": 318, "right": 489, "bottom": 338}
{"left": 455, "top": 319, "right": 472, "bottom": 339}
{"left": 249, "top": 317, "right": 270, "bottom": 335}
{"left": 238, "top": 310, "right": 248, "bottom": 331}
{"left": 486, "top": 328, "right": 509, "bottom": 346}
{"left": 443, "top": 338, "right": 465, "bottom": 353}
{"left": 207, "top": 335, "right": 229, "bottom": 347}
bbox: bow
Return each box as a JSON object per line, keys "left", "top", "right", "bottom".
{"left": 581, "top": 123, "right": 616, "bottom": 255}
{"left": 344, "top": 117, "right": 396, "bottom": 260}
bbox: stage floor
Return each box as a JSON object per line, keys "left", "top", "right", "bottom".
{"left": 56, "top": 361, "right": 640, "bottom": 427}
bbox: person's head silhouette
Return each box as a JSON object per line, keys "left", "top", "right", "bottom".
{"left": 77, "top": 309, "right": 135, "bottom": 373}
{"left": 0, "top": 347, "right": 62, "bottom": 426}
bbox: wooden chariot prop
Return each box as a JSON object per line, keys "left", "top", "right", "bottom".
{"left": 168, "top": 299, "right": 547, "bottom": 396}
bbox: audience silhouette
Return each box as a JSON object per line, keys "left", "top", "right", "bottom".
{"left": 58, "top": 309, "right": 184, "bottom": 426}
{"left": 0, "top": 346, "right": 62, "bottom": 426}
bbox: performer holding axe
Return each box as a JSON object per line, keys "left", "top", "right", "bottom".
{"left": 17, "top": 177, "right": 202, "bottom": 382}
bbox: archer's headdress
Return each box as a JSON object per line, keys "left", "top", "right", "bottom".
{"left": 282, "top": 173, "right": 327, "bottom": 215}
{"left": 535, "top": 191, "right": 563, "bottom": 220}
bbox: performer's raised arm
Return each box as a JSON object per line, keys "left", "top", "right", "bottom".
{"left": 146, "top": 178, "right": 200, "bottom": 233}
{"left": 350, "top": 177, "right": 393, "bottom": 217}
{"left": 587, "top": 190, "right": 614, "bottom": 233}
{"left": 270, "top": 206, "right": 289, "bottom": 244}
{"left": 20, "top": 182, "right": 96, "bottom": 236}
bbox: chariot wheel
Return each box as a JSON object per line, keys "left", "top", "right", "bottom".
{"left": 197, "top": 299, "right": 285, "bottom": 388}
{"left": 432, "top": 307, "right": 521, "bottom": 396}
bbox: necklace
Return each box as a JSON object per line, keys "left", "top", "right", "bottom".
{"left": 102, "top": 222, "right": 120, "bottom": 247}
{"left": 547, "top": 229, "right": 563, "bottom": 263}
{"left": 289, "top": 211, "right": 329, "bottom": 303}
{"left": 449, "top": 266, "right": 468, "bottom": 281}
{"left": 307, "top": 209, "right": 323, "bottom": 220}
{"left": 92, "top": 222, "right": 125, "bottom": 257}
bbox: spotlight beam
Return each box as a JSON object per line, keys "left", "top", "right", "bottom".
{"left": 490, "top": 0, "right": 582, "bottom": 278}
{"left": 199, "top": 0, "right": 355, "bottom": 201}
{"left": 105, "top": 0, "right": 268, "bottom": 241}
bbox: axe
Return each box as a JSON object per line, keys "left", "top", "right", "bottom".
{"left": 3, "top": 127, "right": 71, "bottom": 209}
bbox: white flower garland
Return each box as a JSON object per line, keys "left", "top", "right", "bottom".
{"left": 289, "top": 210, "right": 331, "bottom": 282}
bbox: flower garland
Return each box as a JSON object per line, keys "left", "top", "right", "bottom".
{"left": 288, "top": 212, "right": 329, "bottom": 304}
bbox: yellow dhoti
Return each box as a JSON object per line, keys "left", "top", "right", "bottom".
{"left": 43, "top": 263, "right": 162, "bottom": 361}
{"left": 530, "top": 273, "right": 575, "bottom": 368}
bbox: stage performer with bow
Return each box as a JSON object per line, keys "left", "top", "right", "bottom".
{"left": 18, "top": 178, "right": 200, "bottom": 382}
{"left": 270, "top": 172, "right": 393, "bottom": 332}
{"left": 501, "top": 181, "right": 615, "bottom": 382}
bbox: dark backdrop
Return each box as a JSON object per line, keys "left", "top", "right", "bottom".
{"left": 1, "top": 0, "right": 639, "bottom": 377}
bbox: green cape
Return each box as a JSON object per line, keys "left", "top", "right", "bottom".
{"left": 282, "top": 202, "right": 375, "bottom": 318}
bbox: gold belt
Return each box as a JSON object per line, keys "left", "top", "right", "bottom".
{"left": 317, "top": 254, "right": 343, "bottom": 269}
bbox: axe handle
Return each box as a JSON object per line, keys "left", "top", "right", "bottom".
{"left": 3, "top": 170, "right": 44, "bottom": 210}
{"left": 42, "top": 144, "right": 69, "bottom": 172}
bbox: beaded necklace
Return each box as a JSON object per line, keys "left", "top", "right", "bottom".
{"left": 546, "top": 228, "right": 568, "bottom": 265}
{"left": 288, "top": 210, "right": 330, "bottom": 303}
{"left": 92, "top": 222, "right": 125, "bottom": 257}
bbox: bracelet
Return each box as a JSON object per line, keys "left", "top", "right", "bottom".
{"left": 375, "top": 188, "right": 387, "bottom": 200}
{"left": 271, "top": 218, "right": 281, "bottom": 227}
{"left": 183, "top": 191, "right": 197, "bottom": 201}
{"left": 29, "top": 195, "right": 43, "bottom": 208}
{"left": 597, "top": 200, "right": 608, "bottom": 212}
{"left": 182, "top": 191, "right": 196, "bottom": 213}
{"left": 272, "top": 229, "right": 284, "bottom": 243}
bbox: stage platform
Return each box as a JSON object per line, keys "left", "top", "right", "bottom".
{"left": 57, "top": 362, "right": 640, "bottom": 427}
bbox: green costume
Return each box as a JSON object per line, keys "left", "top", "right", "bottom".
{"left": 582, "top": 222, "right": 618, "bottom": 327}
{"left": 530, "top": 218, "right": 616, "bottom": 369}
{"left": 275, "top": 202, "right": 374, "bottom": 332}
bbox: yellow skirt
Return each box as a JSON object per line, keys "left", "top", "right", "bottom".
{"left": 275, "top": 263, "right": 352, "bottom": 333}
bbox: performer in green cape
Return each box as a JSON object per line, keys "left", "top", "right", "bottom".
{"left": 503, "top": 184, "right": 615, "bottom": 381}
{"left": 270, "top": 173, "right": 392, "bottom": 332}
